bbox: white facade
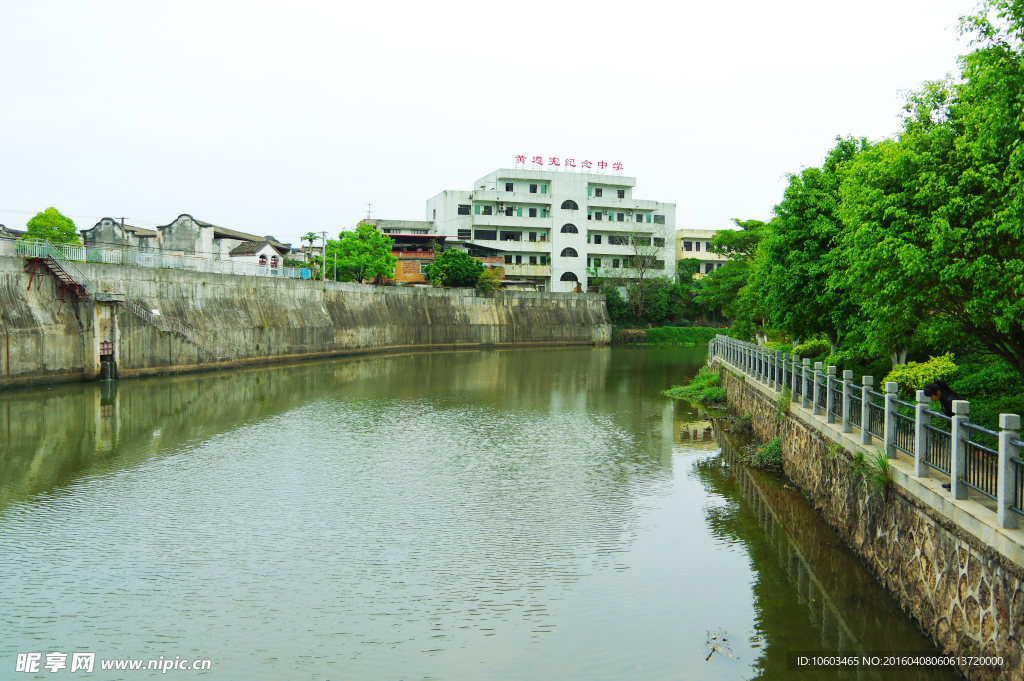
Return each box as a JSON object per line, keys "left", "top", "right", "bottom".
{"left": 676, "top": 228, "right": 728, "bottom": 278}
{"left": 427, "top": 169, "right": 676, "bottom": 292}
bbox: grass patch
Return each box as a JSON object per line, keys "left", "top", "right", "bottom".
{"left": 664, "top": 367, "right": 727, "bottom": 405}
{"left": 745, "top": 438, "right": 782, "bottom": 471}
{"left": 732, "top": 414, "right": 753, "bottom": 435}
{"left": 776, "top": 388, "right": 791, "bottom": 422}
{"left": 852, "top": 450, "right": 892, "bottom": 497}
{"left": 644, "top": 326, "right": 720, "bottom": 346}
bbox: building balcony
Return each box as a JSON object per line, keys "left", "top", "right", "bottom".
{"left": 470, "top": 190, "right": 554, "bottom": 206}
{"left": 468, "top": 238, "right": 552, "bottom": 253}
{"left": 393, "top": 250, "right": 435, "bottom": 259}
{"left": 503, "top": 264, "right": 551, "bottom": 277}
{"left": 587, "top": 197, "right": 660, "bottom": 211}
{"left": 471, "top": 215, "right": 553, "bottom": 229}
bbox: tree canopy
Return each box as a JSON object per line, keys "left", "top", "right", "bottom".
{"left": 326, "top": 222, "right": 397, "bottom": 283}
{"left": 25, "top": 207, "right": 78, "bottom": 244}
{"left": 427, "top": 248, "right": 484, "bottom": 287}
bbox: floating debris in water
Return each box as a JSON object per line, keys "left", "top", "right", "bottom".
{"left": 705, "top": 630, "right": 738, "bottom": 661}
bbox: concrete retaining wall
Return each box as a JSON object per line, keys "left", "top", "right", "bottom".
{"left": 714, "top": 359, "right": 1024, "bottom": 681}
{"left": 0, "top": 257, "right": 610, "bottom": 389}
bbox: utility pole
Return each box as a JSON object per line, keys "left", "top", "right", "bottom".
{"left": 320, "top": 230, "right": 327, "bottom": 281}
{"left": 117, "top": 217, "right": 129, "bottom": 266}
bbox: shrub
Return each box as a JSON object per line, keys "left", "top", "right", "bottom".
{"left": 883, "top": 353, "right": 958, "bottom": 398}
{"left": 732, "top": 414, "right": 753, "bottom": 435}
{"left": 477, "top": 267, "right": 502, "bottom": 291}
{"left": 645, "top": 326, "right": 719, "bottom": 346}
{"left": 664, "top": 367, "right": 726, "bottom": 405}
{"left": 752, "top": 438, "right": 782, "bottom": 470}
{"left": 427, "top": 249, "right": 484, "bottom": 287}
{"left": 792, "top": 338, "right": 831, "bottom": 358}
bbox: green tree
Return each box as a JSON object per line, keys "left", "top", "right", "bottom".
{"left": 757, "top": 137, "right": 867, "bottom": 352}
{"left": 326, "top": 223, "right": 397, "bottom": 283}
{"left": 696, "top": 219, "right": 765, "bottom": 333}
{"left": 427, "top": 248, "right": 484, "bottom": 287}
{"left": 477, "top": 267, "right": 502, "bottom": 291}
{"left": 24, "top": 207, "right": 78, "bottom": 244}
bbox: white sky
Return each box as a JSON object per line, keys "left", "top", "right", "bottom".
{"left": 0, "top": 0, "right": 971, "bottom": 247}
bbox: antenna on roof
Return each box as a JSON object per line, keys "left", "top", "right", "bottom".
{"left": 365, "top": 202, "right": 374, "bottom": 220}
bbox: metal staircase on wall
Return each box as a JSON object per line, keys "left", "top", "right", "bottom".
{"left": 19, "top": 239, "right": 237, "bottom": 361}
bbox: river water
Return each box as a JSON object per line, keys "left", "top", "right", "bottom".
{"left": 0, "top": 347, "right": 957, "bottom": 680}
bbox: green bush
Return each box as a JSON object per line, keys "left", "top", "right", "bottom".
{"left": 792, "top": 338, "right": 831, "bottom": 358}
{"left": 476, "top": 267, "right": 502, "bottom": 291}
{"left": 645, "top": 326, "right": 719, "bottom": 346}
{"left": 427, "top": 249, "right": 484, "bottom": 287}
{"left": 732, "top": 414, "right": 753, "bottom": 435}
{"left": 752, "top": 438, "right": 782, "bottom": 470}
{"left": 949, "top": 353, "right": 1024, "bottom": 430}
{"left": 883, "top": 353, "right": 958, "bottom": 398}
{"left": 664, "top": 367, "right": 726, "bottom": 404}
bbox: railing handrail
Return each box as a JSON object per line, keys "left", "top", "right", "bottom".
{"left": 708, "top": 334, "right": 1024, "bottom": 529}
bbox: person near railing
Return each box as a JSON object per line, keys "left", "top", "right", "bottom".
{"left": 924, "top": 381, "right": 961, "bottom": 418}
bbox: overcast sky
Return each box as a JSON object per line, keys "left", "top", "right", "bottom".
{"left": 1, "top": 0, "right": 972, "bottom": 247}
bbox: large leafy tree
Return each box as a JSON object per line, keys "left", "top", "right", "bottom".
{"left": 326, "top": 222, "right": 397, "bottom": 283}
{"left": 756, "top": 138, "right": 866, "bottom": 351}
{"left": 25, "top": 207, "right": 78, "bottom": 244}
{"left": 427, "top": 248, "right": 484, "bottom": 287}
{"left": 840, "top": 2, "right": 1024, "bottom": 377}
{"left": 697, "top": 219, "right": 766, "bottom": 336}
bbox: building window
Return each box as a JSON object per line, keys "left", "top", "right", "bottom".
{"left": 617, "top": 213, "right": 624, "bottom": 222}
{"left": 593, "top": 234, "right": 602, "bottom": 245}
{"left": 458, "top": 204, "right": 471, "bottom": 215}
{"left": 594, "top": 188, "right": 603, "bottom": 197}
{"left": 505, "top": 207, "right": 514, "bottom": 216}
{"left": 530, "top": 184, "right": 537, "bottom": 193}
{"left": 705, "top": 262, "right": 715, "bottom": 274}
{"left": 560, "top": 247, "right": 578, "bottom": 257}
{"left": 516, "top": 207, "right": 522, "bottom": 217}
{"left": 515, "top": 255, "right": 522, "bottom": 264}
{"left": 529, "top": 232, "right": 537, "bottom": 242}
{"left": 609, "top": 235, "right": 627, "bottom": 245}
{"left": 561, "top": 200, "right": 579, "bottom": 210}
{"left": 259, "top": 255, "right": 268, "bottom": 265}
{"left": 420, "top": 262, "right": 430, "bottom": 275}
{"left": 586, "top": 234, "right": 591, "bottom": 243}
{"left": 270, "top": 256, "right": 278, "bottom": 268}
{"left": 560, "top": 224, "right": 578, "bottom": 233}
{"left": 636, "top": 213, "right": 643, "bottom": 223}
{"left": 595, "top": 211, "right": 603, "bottom": 221}
{"left": 541, "top": 209, "right": 547, "bottom": 218}
{"left": 587, "top": 212, "right": 592, "bottom": 220}
{"left": 500, "top": 231, "right": 521, "bottom": 241}
{"left": 683, "top": 241, "right": 692, "bottom": 251}
{"left": 587, "top": 187, "right": 593, "bottom": 197}
{"left": 695, "top": 241, "right": 701, "bottom": 252}
{"left": 482, "top": 205, "right": 493, "bottom": 216}
{"left": 587, "top": 257, "right": 591, "bottom": 267}
{"left": 457, "top": 229, "right": 471, "bottom": 238}
{"left": 560, "top": 272, "right": 578, "bottom": 282}
{"left": 539, "top": 255, "right": 547, "bottom": 265}
{"left": 653, "top": 214, "right": 665, "bottom": 224}
{"left": 593, "top": 257, "right": 601, "bottom": 267}
{"left": 504, "top": 255, "right": 513, "bottom": 264}
{"left": 612, "top": 259, "right": 619, "bottom": 268}
{"left": 654, "top": 238, "right": 665, "bottom": 247}
{"left": 529, "top": 208, "right": 537, "bottom": 218}
{"left": 539, "top": 231, "right": 546, "bottom": 241}
{"left": 529, "top": 256, "right": 537, "bottom": 265}
{"left": 617, "top": 189, "right": 625, "bottom": 199}
{"left": 541, "top": 184, "right": 547, "bottom": 194}
{"left": 505, "top": 182, "right": 513, "bottom": 192}
{"left": 474, "top": 230, "right": 497, "bottom": 240}
{"left": 474, "top": 205, "right": 480, "bottom": 215}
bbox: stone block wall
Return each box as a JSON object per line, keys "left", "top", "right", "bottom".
{"left": 715, "top": 361, "right": 1024, "bottom": 681}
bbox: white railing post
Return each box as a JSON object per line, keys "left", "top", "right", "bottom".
{"left": 841, "top": 370, "right": 853, "bottom": 433}
{"left": 812, "top": 362, "right": 823, "bottom": 415}
{"left": 998, "top": 414, "right": 1021, "bottom": 529}
{"left": 791, "top": 354, "right": 800, "bottom": 403}
{"left": 782, "top": 353, "right": 790, "bottom": 394}
{"left": 761, "top": 347, "right": 769, "bottom": 385}
{"left": 825, "top": 366, "right": 837, "bottom": 423}
{"left": 861, "top": 376, "right": 874, "bottom": 445}
{"left": 914, "top": 390, "right": 930, "bottom": 477}
{"left": 950, "top": 400, "right": 970, "bottom": 500}
{"left": 801, "top": 359, "right": 811, "bottom": 408}
{"left": 883, "top": 381, "right": 899, "bottom": 459}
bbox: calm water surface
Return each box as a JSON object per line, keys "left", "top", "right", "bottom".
{"left": 0, "top": 347, "right": 956, "bottom": 680}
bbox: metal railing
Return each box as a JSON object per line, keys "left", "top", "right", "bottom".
{"left": 707, "top": 334, "right": 1024, "bottom": 529}
{"left": 16, "top": 239, "right": 94, "bottom": 293}
{"left": 6, "top": 238, "right": 307, "bottom": 281}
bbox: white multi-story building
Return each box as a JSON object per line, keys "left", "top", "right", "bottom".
{"left": 427, "top": 169, "right": 676, "bottom": 292}
{"left": 676, "top": 228, "right": 728, "bottom": 277}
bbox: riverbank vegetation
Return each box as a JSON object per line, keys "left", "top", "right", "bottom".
{"left": 693, "top": 0, "right": 1024, "bottom": 428}
{"left": 664, "top": 367, "right": 726, "bottom": 404}
{"left": 613, "top": 326, "right": 720, "bottom": 346}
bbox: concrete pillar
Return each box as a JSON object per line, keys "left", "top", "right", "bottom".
{"left": 825, "top": 366, "right": 837, "bottom": 423}
{"left": 783, "top": 353, "right": 791, "bottom": 394}
{"left": 801, "top": 359, "right": 811, "bottom": 408}
{"left": 812, "top": 362, "right": 823, "bottom": 415}
{"left": 861, "top": 376, "right": 874, "bottom": 445}
{"left": 841, "top": 370, "right": 853, "bottom": 433}
{"left": 998, "top": 414, "right": 1021, "bottom": 529}
{"left": 883, "top": 381, "right": 899, "bottom": 459}
{"left": 791, "top": 354, "right": 800, "bottom": 403}
{"left": 914, "top": 390, "right": 930, "bottom": 478}
{"left": 950, "top": 400, "right": 970, "bottom": 500}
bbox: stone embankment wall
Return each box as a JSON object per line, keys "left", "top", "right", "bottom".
{"left": 713, "top": 359, "right": 1024, "bottom": 681}
{"left": 0, "top": 257, "right": 611, "bottom": 389}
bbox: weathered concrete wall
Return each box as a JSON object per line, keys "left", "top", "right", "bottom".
{"left": 714, "top": 360, "right": 1024, "bottom": 681}
{"left": 0, "top": 257, "right": 610, "bottom": 389}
